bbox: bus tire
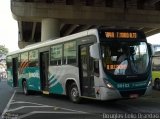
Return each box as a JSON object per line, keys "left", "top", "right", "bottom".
{"left": 22, "top": 80, "right": 29, "bottom": 95}
{"left": 69, "top": 82, "right": 81, "bottom": 103}
{"left": 154, "top": 78, "right": 160, "bottom": 90}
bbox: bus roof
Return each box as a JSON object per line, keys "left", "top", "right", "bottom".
{"left": 7, "top": 28, "right": 146, "bottom": 57}
{"left": 7, "top": 29, "right": 98, "bottom": 56}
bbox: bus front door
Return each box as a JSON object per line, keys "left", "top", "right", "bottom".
{"left": 40, "top": 52, "right": 49, "bottom": 94}
{"left": 12, "top": 58, "right": 18, "bottom": 87}
{"left": 79, "top": 45, "right": 95, "bottom": 98}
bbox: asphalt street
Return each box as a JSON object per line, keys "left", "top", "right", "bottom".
{"left": 0, "top": 79, "right": 14, "bottom": 119}
{"left": 1, "top": 80, "right": 160, "bottom": 119}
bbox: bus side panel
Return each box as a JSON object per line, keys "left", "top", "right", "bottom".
{"left": 27, "top": 67, "right": 41, "bottom": 91}
{"left": 18, "top": 67, "right": 28, "bottom": 89}
{"left": 18, "top": 77, "right": 23, "bottom": 89}
{"left": 48, "top": 65, "right": 79, "bottom": 95}
{"left": 7, "top": 68, "right": 13, "bottom": 87}
{"left": 18, "top": 67, "right": 41, "bottom": 91}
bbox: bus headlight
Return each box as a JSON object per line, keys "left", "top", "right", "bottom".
{"left": 104, "top": 80, "right": 115, "bottom": 89}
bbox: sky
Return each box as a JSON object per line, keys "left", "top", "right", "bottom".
{"left": 0, "top": 1, "right": 160, "bottom": 52}
{"left": 0, "top": 0, "right": 19, "bottom": 52}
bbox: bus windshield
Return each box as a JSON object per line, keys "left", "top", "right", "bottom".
{"left": 101, "top": 41, "right": 149, "bottom": 75}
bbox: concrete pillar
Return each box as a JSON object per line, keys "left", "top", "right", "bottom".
{"left": 41, "top": 18, "right": 60, "bottom": 41}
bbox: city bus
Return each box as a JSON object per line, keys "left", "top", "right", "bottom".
{"left": 6, "top": 28, "right": 152, "bottom": 103}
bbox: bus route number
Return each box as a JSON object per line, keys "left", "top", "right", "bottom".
{"left": 117, "top": 83, "right": 130, "bottom": 89}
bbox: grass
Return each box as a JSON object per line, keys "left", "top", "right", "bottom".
{"left": 152, "top": 71, "right": 160, "bottom": 80}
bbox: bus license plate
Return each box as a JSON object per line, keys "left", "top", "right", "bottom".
{"left": 130, "top": 94, "right": 138, "bottom": 98}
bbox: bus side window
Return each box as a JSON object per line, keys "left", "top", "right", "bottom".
{"left": 64, "top": 41, "right": 76, "bottom": 65}
{"left": 50, "top": 44, "right": 62, "bottom": 65}
{"left": 94, "top": 60, "right": 99, "bottom": 77}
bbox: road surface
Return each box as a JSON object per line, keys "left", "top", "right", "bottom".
{"left": 1, "top": 80, "right": 160, "bottom": 119}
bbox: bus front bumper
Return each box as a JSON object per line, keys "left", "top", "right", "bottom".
{"left": 99, "top": 85, "right": 152, "bottom": 100}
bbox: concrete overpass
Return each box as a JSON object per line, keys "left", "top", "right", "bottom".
{"left": 11, "top": 0, "right": 160, "bottom": 48}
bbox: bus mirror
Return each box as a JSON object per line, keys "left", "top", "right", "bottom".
{"left": 90, "top": 43, "right": 100, "bottom": 59}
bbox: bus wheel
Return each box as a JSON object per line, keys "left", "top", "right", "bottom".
{"left": 69, "top": 83, "right": 81, "bottom": 103}
{"left": 22, "top": 81, "right": 29, "bottom": 95}
{"left": 154, "top": 79, "right": 160, "bottom": 90}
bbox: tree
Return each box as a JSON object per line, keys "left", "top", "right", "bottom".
{"left": 0, "top": 45, "right": 8, "bottom": 77}
{"left": 0, "top": 45, "right": 8, "bottom": 55}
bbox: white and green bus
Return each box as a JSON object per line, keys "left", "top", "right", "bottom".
{"left": 6, "top": 28, "right": 153, "bottom": 103}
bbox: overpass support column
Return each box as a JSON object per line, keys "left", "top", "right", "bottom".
{"left": 41, "top": 18, "right": 60, "bottom": 41}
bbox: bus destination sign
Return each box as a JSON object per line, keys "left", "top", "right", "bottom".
{"left": 105, "top": 32, "right": 137, "bottom": 39}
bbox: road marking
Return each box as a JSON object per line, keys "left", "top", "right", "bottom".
{"left": 19, "top": 111, "right": 88, "bottom": 119}
{"left": 5, "top": 99, "right": 89, "bottom": 118}
{"left": 1, "top": 90, "right": 16, "bottom": 119}
{"left": 11, "top": 101, "right": 51, "bottom": 106}
{"left": 7, "top": 103, "right": 88, "bottom": 114}
{"left": 8, "top": 99, "right": 89, "bottom": 114}
{"left": 7, "top": 105, "right": 53, "bottom": 112}
{"left": 56, "top": 106, "right": 89, "bottom": 113}
{"left": 1, "top": 93, "right": 88, "bottom": 119}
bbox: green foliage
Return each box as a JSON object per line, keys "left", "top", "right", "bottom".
{"left": 152, "top": 71, "right": 160, "bottom": 80}
{"left": 0, "top": 45, "right": 8, "bottom": 55}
